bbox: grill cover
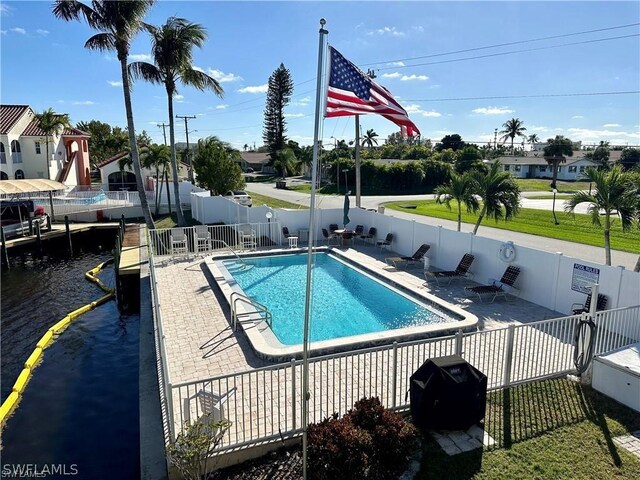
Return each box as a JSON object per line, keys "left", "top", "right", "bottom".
{"left": 410, "top": 355, "right": 487, "bottom": 431}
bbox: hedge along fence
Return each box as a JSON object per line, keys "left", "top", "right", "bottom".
{"left": 326, "top": 159, "right": 453, "bottom": 193}
{"left": 0, "top": 260, "right": 115, "bottom": 426}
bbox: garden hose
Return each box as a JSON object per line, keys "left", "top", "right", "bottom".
{"left": 573, "top": 316, "right": 597, "bottom": 375}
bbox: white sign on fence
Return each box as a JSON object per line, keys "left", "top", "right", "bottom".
{"left": 571, "top": 263, "right": 600, "bottom": 294}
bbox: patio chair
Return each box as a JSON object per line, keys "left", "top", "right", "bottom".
{"left": 360, "top": 227, "right": 377, "bottom": 245}
{"left": 572, "top": 293, "right": 608, "bottom": 315}
{"left": 386, "top": 244, "right": 430, "bottom": 269}
{"left": 464, "top": 265, "right": 521, "bottom": 303}
{"left": 425, "top": 254, "right": 475, "bottom": 286}
{"left": 182, "top": 387, "right": 237, "bottom": 444}
{"left": 329, "top": 224, "right": 339, "bottom": 234}
{"left": 194, "top": 226, "right": 211, "bottom": 254}
{"left": 282, "top": 226, "right": 294, "bottom": 239}
{"left": 376, "top": 232, "right": 393, "bottom": 251}
{"left": 238, "top": 224, "right": 256, "bottom": 250}
{"left": 322, "top": 228, "right": 339, "bottom": 246}
{"left": 170, "top": 228, "right": 189, "bottom": 256}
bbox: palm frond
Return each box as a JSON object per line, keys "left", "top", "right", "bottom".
{"left": 181, "top": 68, "right": 224, "bottom": 96}
{"left": 52, "top": 1, "right": 99, "bottom": 27}
{"left": 128, "top": 61, "right": 163, "bottom": 84}
{"left": 84, "top": 32, "right": 116, "bottom": 51}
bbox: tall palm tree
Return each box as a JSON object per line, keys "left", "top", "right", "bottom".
{"left": 434, "top": 172, "right": 480, "bottom": 231}
{"left": 543, "top": 135, "right": 574, "bottom": 189}
{"left": 527, "top": 133, "right": 539, "bottom": 152}
{"left": 141, "top": 144, "right": 171, "bottom": 216}
{"left": 470, "top": 161, "right": 521, "bottom": 234}
{"left": 500, "top": 118, "right": 527, "bottom": 153}
{"left": 129, "top": 17, "right": 224, "bottom": 227}
{"left": 52, "top": 0, "right": 155, "bottom": 230}
{"left": 36, "top": 108, "right": 71, "bottom": 180}
{"left": 361, "top": 129, "right": 379, "bottom": 149}
{"left": 565, "top": 166, "right": 636, "bottom": 266}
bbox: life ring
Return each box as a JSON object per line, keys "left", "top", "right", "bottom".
{"left": 499, "top": 241, "right": 516, "bottom": 263}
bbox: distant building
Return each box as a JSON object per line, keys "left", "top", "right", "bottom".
{"left": 0, "top": 104, "right": 91, "bottom": 186}
{"left": 239, "top": 152, "right": 273, "bottom": 173}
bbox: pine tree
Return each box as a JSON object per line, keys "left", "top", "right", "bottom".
{"left": 262, "top": 63, "right": 293, "bottom": 174}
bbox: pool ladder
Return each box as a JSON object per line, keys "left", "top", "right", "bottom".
{"left": 230, "top": 292, "right": 273, "bottom": 332}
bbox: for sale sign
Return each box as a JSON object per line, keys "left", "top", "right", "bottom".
{"left": 571, "top": 263, "right": 600, "bottom": 294}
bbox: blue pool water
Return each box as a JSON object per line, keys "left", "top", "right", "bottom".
{"left": 224, "top": 253, "right": 450, "bottom": 345}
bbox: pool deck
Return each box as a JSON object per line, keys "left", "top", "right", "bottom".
{"left": 154, "top": 244, "right": 563, "bottom": 386}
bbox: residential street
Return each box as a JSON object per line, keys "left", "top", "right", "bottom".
{"left": 246, "top": 180, "right": 639, "bottom": 270}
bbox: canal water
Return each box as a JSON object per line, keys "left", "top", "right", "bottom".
{"left": 1, "top": 235, "right": 140, "bottom": 479}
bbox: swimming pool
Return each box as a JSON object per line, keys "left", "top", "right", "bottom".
{"left": 224, "top": 253, "right": 450, "bottom": 345}
{"left": 212, "top": 250, "right": 477, "bottom": 359}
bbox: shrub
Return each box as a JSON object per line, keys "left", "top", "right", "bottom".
{"left": 308, "top": 398, "right": 418, "bottom": 480}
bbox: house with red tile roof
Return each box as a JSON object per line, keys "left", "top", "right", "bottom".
{"left": 0, "top": 105, "right": 91, "bottom": 186}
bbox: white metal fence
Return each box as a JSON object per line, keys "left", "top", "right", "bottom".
{"left": 167, "top": 305, "right": 640, "bottom": 452}
{"left": 149, "top": 223, "right": 283, "bottom": 257}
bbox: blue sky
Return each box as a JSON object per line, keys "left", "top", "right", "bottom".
{"left": 2, "top": 1, "right": 639, "bottom": 150}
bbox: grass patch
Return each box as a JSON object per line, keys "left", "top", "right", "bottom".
{"left": 418, "top": 378, "right": 640, "bottom": 480}
{"left": 385, "top": 200, "right": 640, "bottom": 254}
{"left": 153, "top": 210, "right": 200, "bottom": 229}
{"left": 515, "top": 178, "right": 592, "bottom": 193}
{"left": 245, "top": 191, "right": 308, "bottom": 209}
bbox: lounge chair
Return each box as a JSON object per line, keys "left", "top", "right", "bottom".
{"left": 465, "top": 265, "right": 521, "bottom": 303}
{"left": 572, "top": 293, "right": 608, "bottom": 315}
{"left": 425, "top": 254, "right": 475, "bottom": 286}
{"left": 360, "top": 227, "right": 377, "bottom": 245}
{"left": 386, "top": 244, "right": 430, "bottom": 269}
{"left": 322, "top": 228, "right": 339, "bottom": 246}
{"left": 376, "top": 233, "right": 393, "bottom": 251}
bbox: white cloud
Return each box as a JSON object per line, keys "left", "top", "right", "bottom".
{"left": 285, "top": 113, "right": 305, "bottom": 118}
{"left": 57, "top": 100, "right": 65, "bottom": 104}
{"left": 237, "top": 84, "right": 268, "bottom": 94}
{"left": 421, "top": 110, "right": 442, "bottom": 117}
{"left": 571, "top": 115, "right": 584, "bottom": 119}
{"left": 412, "top": 26, "right": 425, "bottom": 33}
{"left": 0, "top": 30, "right": 6, "bottom": 35}
{"left": 472, "top": 106, "right": 514, "bottom": 115}
{"left": 129, "top": 53, "right": 151, "bottom": 61}
{"left": 404, "top": 104, "right": 441, "bottom": 117}
{"left": 107, "top": 80, "right": 122, "bottom": 87}
{"left": 388, "top": 61, "right": 405, "bottom": 67}
{"left": 567, "top": 127, "right": 640, "bottom": 143}
{"left": 215, "top": 104, "right": 229, "bottom": 110}
{"left": 175, "top": 94, "right": 184, "bottom": 100}
{"left": 207, "top": 68, "right": 242, "bottom": 83}
{"left": 104, "top": 54, "right": 115, "bottom": 61}
{"left": 293, "top": 96, "right": 311, "bottom": 107}
{"left": 400, "top": 74, "right": 429, "bottom": 81}
{"left": 529, "top": 125, "right": 549, "bottom": 132}
{"left": 367, "top": 26, "right": 406, "bottom": 37}
{"left": 72, "top": 100, "right": 96, "bottom": 105}
{"left": 603, "top": 123, "right": 620, "bottom": 127}
{"left": 10, "top": 27, "right": 26, "bottom": 35}
{"left": 382, "top": 72, "right": 402, "bottom": 79}
{"left": 0, "top": 4, "right": 11, "bottom": 15}
{"left": 36, "top": 29, "right": 49, "bottom": 36}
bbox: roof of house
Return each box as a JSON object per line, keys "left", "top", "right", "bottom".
{"left": 495, "top": 155, "right": 603, "bottom": 166}
{"left": 240, "top": 152, "right": 270, "bottom": 165}
{"left": 0, "top": 105, "right": 30, "bottom": 135}
{"left": 97, "top": 148, "right": 189, "bottom": 169}
{"left": 21, "top": 118, "right": 89, "bottom": 137}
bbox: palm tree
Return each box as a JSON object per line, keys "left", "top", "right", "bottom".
{"left": 361, "top": 129, "right": 379, "bottom": 149}
{"left": 129, "top": 17, "right": 223, "bottom": 227}
{"left": 565, "top": 166, "right": 636, "bottom": 266}
{"left": 141, "top": 144, "right": 171, "bottom": 216}
{"left": 36, "top": 108, "right": 71, "bottom": 180}
{"left": 52, "top": 0, "right": 155, "bottom": 230}
{"left": 470, "top": 161, "right": 521, "bottom": 234}
{"left": 543, "top": 135, "right": 574, "bottom": 189}
{"left": 527, "top": 133, "right": 539, "bottom": 152}
{"left": 434, "top": 172, "right": 479, "bottom": 231}
{"left": 500, "top": 118, "right": 527, "bottom": 153}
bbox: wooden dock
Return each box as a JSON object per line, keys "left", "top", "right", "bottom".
{"left": 4, "top": 222, "right": 120, "bottom": 250}
{"left": 119, "top": 224, "right": 142, "bottom": 276}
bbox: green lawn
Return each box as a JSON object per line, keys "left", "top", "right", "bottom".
{"left": 246, "top": 191, "right": 308, "bottom": 209}
{"left": 153, "top": 210, "right": 200, "bottom": 229}
{"left": 515, "top": 178, "right": 592, "bottom": 193}
{"left": 419, "top": 379, "right": 640, "bottom": 480}
{"left": 385, "top": 200, "right": 640, "bottom": 254}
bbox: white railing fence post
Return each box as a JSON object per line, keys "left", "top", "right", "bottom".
{"left": 391, "top": 341, "right": 398, "bottom": 409}
{"left": 291, "top": 358, "right": 297, "bottom": 431}
{"left": 503, "top": 325, "right": 516, "bottom": 388}
{"left": 455, "top": 329, "right": 463, "bottom": 357}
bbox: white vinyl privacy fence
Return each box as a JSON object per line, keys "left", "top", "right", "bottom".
{"left": 167, "top": 305, "right": 640, "bottom": 452}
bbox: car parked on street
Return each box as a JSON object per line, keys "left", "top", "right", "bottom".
{"left": 223, "top": 190, "right": 252, "bottom": 207}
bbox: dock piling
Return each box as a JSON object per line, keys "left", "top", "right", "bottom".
{"left": 65, "top": 216, "right": 73, "bottom": 255}
{"left": 28, "top": 217, "right": 33, "bottom": 236}
{"left": 35, "top": 221, "right": 42, "bottom": 249}
{"left": 1, "top": 226, "right": 8, "bottom": 269}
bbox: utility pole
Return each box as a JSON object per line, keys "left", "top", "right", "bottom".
{"left": 176, "top": 114, "right": 196, "bottom": 183}
{"left": 157, "top": 122, "right": 168, "bottom": 146}
{"left": 157, "top": 122, "right": 171, "bottom": 216}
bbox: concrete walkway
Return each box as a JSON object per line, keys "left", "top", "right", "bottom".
{"left": 246, "top": 181, "right": 638, "bottom": 270}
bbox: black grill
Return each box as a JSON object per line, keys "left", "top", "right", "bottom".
{"left": 410, "top": 355, "right": 487, "bottom": 431}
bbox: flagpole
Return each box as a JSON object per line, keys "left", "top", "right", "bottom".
{"left": 355, "top": 114, "right": 361, "bottom": 208}
{"left": 302, "top": 18, "right": 327, "bottom": 480}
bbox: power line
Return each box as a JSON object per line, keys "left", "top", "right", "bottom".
{"left": 360, "top": 22, "right": 640, "bottom": 67}
{"left": 405, "top": 90, "right": 640, "bottom": 102}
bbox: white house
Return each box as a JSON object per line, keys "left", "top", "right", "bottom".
{"left": 0, "top": 105, "right": 91, "bottom": 186}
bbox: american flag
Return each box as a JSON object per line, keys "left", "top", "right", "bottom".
{"left": 325, "top": 46, "right": 420, "bottom": 137}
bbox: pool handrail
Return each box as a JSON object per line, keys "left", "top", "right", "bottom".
{"left": 230, "top": 291, "right": 272, "bottom": 331}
